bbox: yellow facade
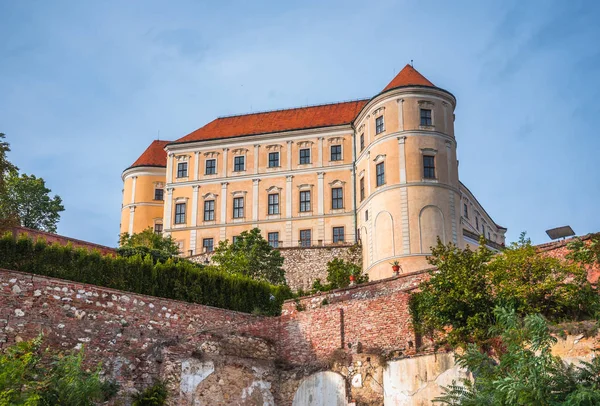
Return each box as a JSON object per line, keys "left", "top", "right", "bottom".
{"left": 121, "top": 66, "right": 506, "bottom": 280}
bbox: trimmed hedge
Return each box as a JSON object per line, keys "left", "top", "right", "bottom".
{"left": 0, "top": 233, "right": 291, "bottom": 315}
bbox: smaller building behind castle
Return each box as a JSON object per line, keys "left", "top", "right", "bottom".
{"left": 120, "top": 65, "right": 506, "bottom": 280}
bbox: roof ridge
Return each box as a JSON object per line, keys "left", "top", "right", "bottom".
{"left": 216, "top": 98, "right": 371, "bottom": 119}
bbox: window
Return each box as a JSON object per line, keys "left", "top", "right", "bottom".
{"left": 299, "top": 190, "right": 311, "bottom": 212}
{"left": 476, "top": 217, "right": 479, "bottom": 229}
{"left": 154, "top": 223, "right": 163, "bottom": 234}
{"left": 203, "top": 200, "right": 215, "bottom": 221}
{"left": 420, "top": 109, "right": 432, "bottom": 126}
{"left": 463, "top": 203, "right": 468, "bottom": 218}
{"left": 482, "top": 223, "right": 486, "bottom": 234}
{"left": 232, "top": 236, "right": 240, "bottom": 244}
{"left": 268, "top": 232, "right": 279, "bottom": 248}
{"left": 202, "top": 238, "right": 214, "bottom": 253}
{"left": 268, "top": 152, "right": 279, "bottom": 168}
{"left": 174, "top": 203, "right": 186, "bottom": 224}
{"left": 333, "top": 227, "right": 345, "bottom": 243}
{"left": 268, "top": 193, "right": 280, "bottom": 215}
{"left": 154, "top": 188, "right": 164, "bottom": 201}
{"left": 360, "top": 134, "right": 365, "bottom": 151}
{"left": 300, "top": 229, "right": 311, "bottom": 247}
{"left": 205, "top": 159, "right": 216, "bottom": 175}
{"left": 299, "top": 148, "right": 311, "bottom": 164}
{"left": 332, "top": 187, "right": 343, "bottom": 209}
{"left": 423, "top": 155, "right": 435, "bottom": 179}
{"left": 233, "top": 197, "right": 244, "bottom": 218}
{"left": 234, "top": 156, "right": 245, "bottom": 172}
{"left": 360, "top": 177, "right": 365, "bottom": 201}
{"left": 177, "top": 162, "right": 188, "bottom": 178}
{"left": 375, "top": 116, "right": 385, "bottom": 134}
{"left": 365, "top": 210, "right": 369, "bottom": 221}
{"left": 330, "top": 145, "right": 342, "bottom": 161}
{"left": 376, "top": 162, "right": 385, "bottom": 186}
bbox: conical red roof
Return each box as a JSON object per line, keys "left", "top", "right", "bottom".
{"left": 128, "top": 140, "right": 170, "bottom": 169}
{"left": 382, "top": 64, "right": 435, "bottom": 92}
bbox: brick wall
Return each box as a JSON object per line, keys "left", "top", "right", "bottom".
{"left": 10, "top": 226, "right": 117, "bottom": 256}
{"left": 537, "top": 234, "right": 600, "bottom": 284}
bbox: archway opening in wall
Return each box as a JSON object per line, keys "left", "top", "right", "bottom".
{"left": 419, "top": 205, "right": 445, "bottom": 254}
{"left": 292, "top": 371, "right": 347, "bottom": 406}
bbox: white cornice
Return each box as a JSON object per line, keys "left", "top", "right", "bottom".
{"left": 122, "top": 166, "right": 166, "bottom": 181}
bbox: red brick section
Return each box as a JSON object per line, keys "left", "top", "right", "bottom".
{"left": 10, "top": 226, "right": 116, "bottom": 256}
{"left": 537, "top": 234, "right": 600, "bottom": 284}
{"left": 173, "top": 100, "right": 368, "bottom": 144}
{"left": 278, "top": 270, "right": 430, "bottom": 365}
{"left": 381, "top": 64, "right": 435, "bottom": 92}
{"left": 127, "top": 139, "right": 170, "bottom": 170}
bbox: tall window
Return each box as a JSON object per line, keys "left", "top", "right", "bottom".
{"left": 420, "top": 109, "right": 432, "bottom": 126}
{"left": 365, "top": 210, "right": 369, "bottom": 221}
{"left": 233, "top": 197, "right": 244, "bottom": 218}
{"left": 174, "top": 203, "right": 186, "bottom": 224}
{"left": 268, "top": 193, "right": 280, "bottom": 215}
{"left": 205, "top": 159, "right": 216, "bottom": 175}
{"left": 299, "top": 148, "right": 311, "bottom": 164}
{"left": 360, "top": 177, "right": 365, "bottom": 201}
{"left": 154, "top": 223, "right": 163, "bottom": 234}
{"left": 463, "top": 203, "right": 468, "bottom": 218}
{"left": 154, "top": 188, "right": 164, "bottom": 201}
{"left": 202, "top": 238, "right": 214, "bottom": 253}
{"left": 234, "top": 156, "right": 245, "bottom": 172}
{"left": 268, "top": 152, "right": 280, "bottom": 168}
{"left": 360, "top": 134, "right": 365, "bottom": 151}
{"left": 204, "top": 200, "right": 215, "bottom": 221}
{"left": 232, "top": 236, "right": 240, "bottom": 244}
{"left": 330, "top": 145, "right": 342, "bottom": 161}
{"left": 375, "top": 116, "right": 385, "bottom": 134}
{"left": 376, "top": 162, "right": 385, "bottom": 186}
{"left": 299, "top": 191, "right": 311, "bottom": 212}
{"left": 268, "top": 232, "right": 279, "bottom": 248}
{"left": 423, "top": 155, "right": 435, "bottom": 179}
{"left": 300, "top": 229, "right": 311, "bottom": 247}
{"left": 333, "top": 227, "right": 345, "bottom": 243}
{"left": 177, "top": 162, "right": 188, "bottom": 178}
{"left": 476, "top": 217, "right": 479, "bottom": 229}
{"left": 331, "top": 187, "right": 343, "bottom": 209}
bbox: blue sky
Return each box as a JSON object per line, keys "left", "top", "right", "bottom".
{"left": 1, "top": 0, "right": 599, "bottom": 247}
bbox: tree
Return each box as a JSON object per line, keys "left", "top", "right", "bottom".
{"left": 436, "top": 307, "right": 600, "bottom": 405}
{"left": 0, "top": 133, "right": 19, "bottom": 230}
{"left": 312, "top": 258, "right": 368, "bottom": 292}
{"left": 118, "top": 227, "right": 181, "bottom": 263}
{"left": 0, "top": 335, "right": 117, "bottom": 405}
{"left": 212, "top": 228, "right": 286, "bottom": 285}
{"left": 567, "top": 233, "right": 600, "bottom": 266}
{"left": 5, "top": 172, "right": 64, "bottom": 233}
{"left": 410, "top": 235, "right": 599, "bottom": 347}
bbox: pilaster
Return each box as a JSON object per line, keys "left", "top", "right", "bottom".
{"left": 254, "top": 144, "right": 260, "bottom": 175}
{"left": 191, "top": 185, "right": 199, "bottom": 227}
{"left": 252, "top": 178, "right": 260, "bottom": 222}
{"left": 128, "top": 206, "right": 135, "bottom": 235}
{"left": 130, "top": 176, "right": 137, "bottom": 204}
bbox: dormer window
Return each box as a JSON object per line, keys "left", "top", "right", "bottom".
{"left": 375, "top": 116, "right": 385, "bottom": 134}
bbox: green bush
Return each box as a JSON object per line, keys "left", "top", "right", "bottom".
{"left": 0, "top": 335, "right": 117, "bottom": 405}
{"left": 311, "top": 258, "right": 368, "bottom": 293}
{"left": 0, "top": 233, "right": 291, "bottom": 315}
{"left": 410, "top": 234, "right": 600, "bottom": 348}
{"left": 132, "top": 381, "right": 168, "bottom": 406}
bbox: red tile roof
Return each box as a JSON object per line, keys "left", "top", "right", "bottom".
{"left": 382, "top": 64, "right": 435, "bottom": 92}
{"left": 173, "top": 100, "right": 369, "bottom": 144}
{"left": 128, "top": 140, "right": 170, "bottom": 169}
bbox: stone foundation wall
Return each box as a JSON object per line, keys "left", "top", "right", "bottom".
{"left": 190, "top": 244, "right": 363, "bottom": 291}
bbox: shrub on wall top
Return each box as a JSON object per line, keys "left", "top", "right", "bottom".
{"left": 0, "top": 233, "right": 291, "bottom": 315}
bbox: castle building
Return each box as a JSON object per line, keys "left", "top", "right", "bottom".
{"left": 121, "top": 65, "right": 506, "bottom": 279}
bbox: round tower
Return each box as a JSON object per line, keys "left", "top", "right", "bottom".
{"left": 120, "top": 140, "right": 169, "bottom": 239}
{"left": 354, "top": 65, "right": 459, "bottom": 279}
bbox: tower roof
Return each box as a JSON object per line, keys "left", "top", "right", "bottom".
{"left": 381, "top": 64, "right": 435, "bottom": 92}
{"left": 172, "top": 100, "right": 368, "bottom": 144}
{"left": 127, "top": 140, "right": 170, "bottom": 170}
